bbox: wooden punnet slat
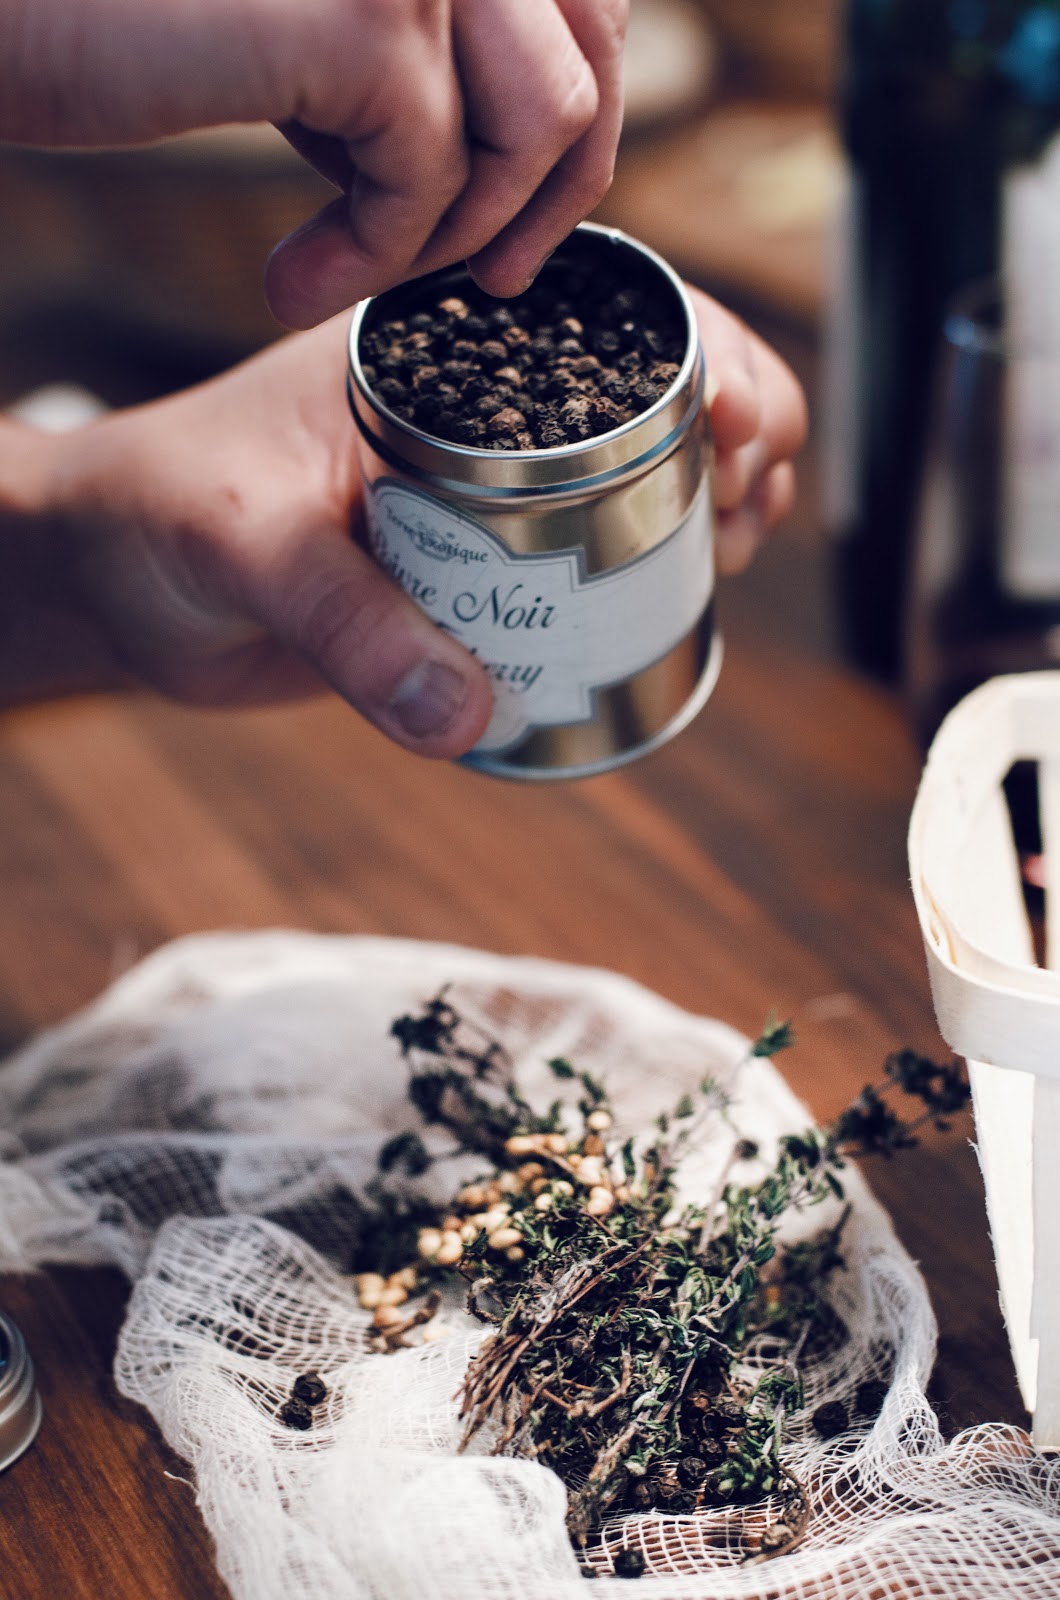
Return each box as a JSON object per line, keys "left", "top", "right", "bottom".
{"left": 910, "top": 672, "right": 1060, "bottom": 1450}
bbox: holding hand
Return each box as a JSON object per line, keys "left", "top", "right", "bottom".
{"left": 5, "top": 289, "right": 806, "bottom": 758}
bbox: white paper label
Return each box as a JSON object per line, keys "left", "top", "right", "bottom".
{"left": 367, "top": 478, "right": 714, "bottom": 753}
{"left": 1002, "top": 130, "right": 1060, "bottom": 598}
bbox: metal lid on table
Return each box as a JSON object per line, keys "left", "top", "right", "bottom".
{"left": 0, "top": 1313, "right": 43, "bottom": 1472}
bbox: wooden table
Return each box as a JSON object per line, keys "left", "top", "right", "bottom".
{"left": 0, "top": 495, "right": 1028, "bottom": 1594}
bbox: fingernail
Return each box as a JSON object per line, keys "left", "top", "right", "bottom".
{"left": 521, "top": 249, "right": 555, "bottom": 293}
{"left": 715, "top": 506, "right": 764, "bottom": 576}
{"left": 388, "top": 660, "right": 469, "bottom": 739}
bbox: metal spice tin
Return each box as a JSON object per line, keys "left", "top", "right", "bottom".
{"left": 347, "top": 222, "right": 719, "bottom": 780}
{"left": 0, "top": 1312, "right": 43, "bottom": 1472}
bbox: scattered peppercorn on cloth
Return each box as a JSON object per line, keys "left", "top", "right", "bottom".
{"left": 0, "top": 931, "right": 1058, "bottom": 1599}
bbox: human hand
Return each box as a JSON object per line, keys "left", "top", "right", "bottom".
{"left": 690, "top": 289, "right": 808, "bottom": 576}
{"left": 30, "top": 287, "right": 805, "bottom": 758}
{"left": 2, "top": 0, "right": 626, "bottom": 326}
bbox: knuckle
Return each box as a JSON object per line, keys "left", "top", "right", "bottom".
{"left": 567, "top": 145, "right": 617, "bottom": 208}
{"left": 539, "top": 59, "right": 599, "bottom": 149}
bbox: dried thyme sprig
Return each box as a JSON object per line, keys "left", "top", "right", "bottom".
{"left": 360, "top": 997, "right": 970, "bottom": 1563}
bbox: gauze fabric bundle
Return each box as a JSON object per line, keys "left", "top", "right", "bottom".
{"left": 0, "top": 932, "right": 1057, "bottom": 1599}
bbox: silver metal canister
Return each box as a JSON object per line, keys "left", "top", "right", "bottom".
{"left": 347, "top": 223, "right": 719, "bottom": 780}
{"left": 0, "top": 1312, "right": 43, "bottom": 1472}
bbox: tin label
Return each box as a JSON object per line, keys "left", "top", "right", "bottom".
{"left": 367, "top": 478, "right": 714, "bottom": 752}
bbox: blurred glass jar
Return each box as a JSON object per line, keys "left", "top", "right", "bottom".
{"left": 905, "top": 276, "right": 1060, "bottom": 748}
{"left": 0, "top": 1313, "right": 42, "bottom": 1473}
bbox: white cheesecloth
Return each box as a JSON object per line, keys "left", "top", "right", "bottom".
{"left": 0, "top": 932, "right": 1056, "bottom": 1599}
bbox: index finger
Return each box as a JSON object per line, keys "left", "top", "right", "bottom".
{"left": 690, "top": 289, "right": 807, "bottom": 469}
{"left": 463, "top": 0, "right": 628, "bottom": 296}
{"left": 265, "top": 34, "right": 468, "bottom": 326}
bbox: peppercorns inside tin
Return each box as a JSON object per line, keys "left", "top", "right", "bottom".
{"left": 0, "top": 1312, "right": 43, "bottom": 1472}
{"left": 348, "top": 223, "right": 720, "bottom": 781}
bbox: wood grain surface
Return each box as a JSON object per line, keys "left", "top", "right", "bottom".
{"left": 0, "top": 505, "right": 1028, "bottom": 1595}
{"left": 0, "top": 521, "right": 1031, "bottom": 1587}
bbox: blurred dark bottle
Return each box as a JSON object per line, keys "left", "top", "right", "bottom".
{"left": 826, "top": 0, "right": 1060, "bottom": 682}
{"left": 905, "top": 278, "right": 1060, "bottom": 755}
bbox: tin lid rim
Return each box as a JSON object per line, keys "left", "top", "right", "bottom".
{"left": 347, "top": 366, "right": 705, "bottom": 503}
{"left": 346, "top": 222, "right": 706, "bottom": 494}
{"left": 0, "top": 1313, "right": 43, "bottom": 1474}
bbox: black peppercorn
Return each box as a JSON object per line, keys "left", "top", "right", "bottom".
{"left": 278, "top": 1398, "right": 314, "bottom": 1431}
{"left": 649, "top": 1465, "right": 681, "bottom": 1501}
{"left": 478, "top": 339, "right": 510, "bottom": 368}
{"left": 855, "top": 1377, "right": 889, "bottom": 1418}
{"left": 675, "top": 1455, "right": 707, "bottom": 1488}
{"left": 696, "top": 1435, "right": 725, "bottom": 1467}
{"left": 612, "top": 1548, "right": 646, "bottom": 1579}
{"left": 292, "top": 1372, "right": 328, "bottom": 1406}
{"left": 712, "top": 1398, "right": 745, "bottom": 1430}
{"left": 812, "top": 1400, "right": 849, "bottom": 1439}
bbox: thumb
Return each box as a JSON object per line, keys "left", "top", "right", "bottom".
{"left": 240, "top": 524, "right": 493, "bottom": 758}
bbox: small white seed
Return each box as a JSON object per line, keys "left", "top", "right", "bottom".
{"left": 544, "top": 1133, "right": 569, "bottom": 1154}
{"left": 480, "top": 1205, "right": 511, "bottom": 1233}
{"left": 435, "top": 1231, "right": 464, "bottom": 1266}
{"left": 420, "top": 1321, "right": 452, "bottom": 1343}
{"left": 587, "top": 1109, "right": 613, "bottom": 1132}
{"left": 534, "top": 1191, "right": 554, "bottom": 1211}
{"left": 498, "top": 1171, "right": 523, "bottom": 1194}
{"left": 505, "top": 1135, "right": 538, "bottom": 1157}
{"left": 354, "top": 1272, "right": 386, "bottom": 1309}
{"left": 458, "top": 1184, "right": 489, "bottom": 1210}
{"left": 372, "top": 1305, "right": 405, "bottom": 1328}
{"left": 577, "top": 1156, "right": 605, "bottom": 1187}
{"left": 390, "top": 1266, "right": 418, "bottom": 1291}
{"left": 552, "top": 1180, "right": 575, "bottom": 1199}
{"left": 517, "top": 1162, "right": 545, "bottom": 1183}
{"left": 417, "top": 1228, "right": 443, "bottom": 1260}
{"left": 461, "top": 1222, "right": 480, "bottom": 1243}
{"left": 614, "top": 1184, "right": 631, "bottom": 1204}
{"left": 506, "top": 1246, "right": 526, "bottom": 1264}
{"left": 586, "top": 1186, "right": 615, "bottom": 1217}
{"left": 488, "top": 1227, "right": 523, "bottom": 1251}
{"left": 378, "top": 1283, "right": 409, "bottom": 1307}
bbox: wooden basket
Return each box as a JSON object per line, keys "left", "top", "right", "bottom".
{"left": 909, "top": 673, "right": 1060, "bottom": 1450}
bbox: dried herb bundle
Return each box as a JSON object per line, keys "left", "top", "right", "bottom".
{"left": 353, "top": 995, "right": 969, "bottom": 1564}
